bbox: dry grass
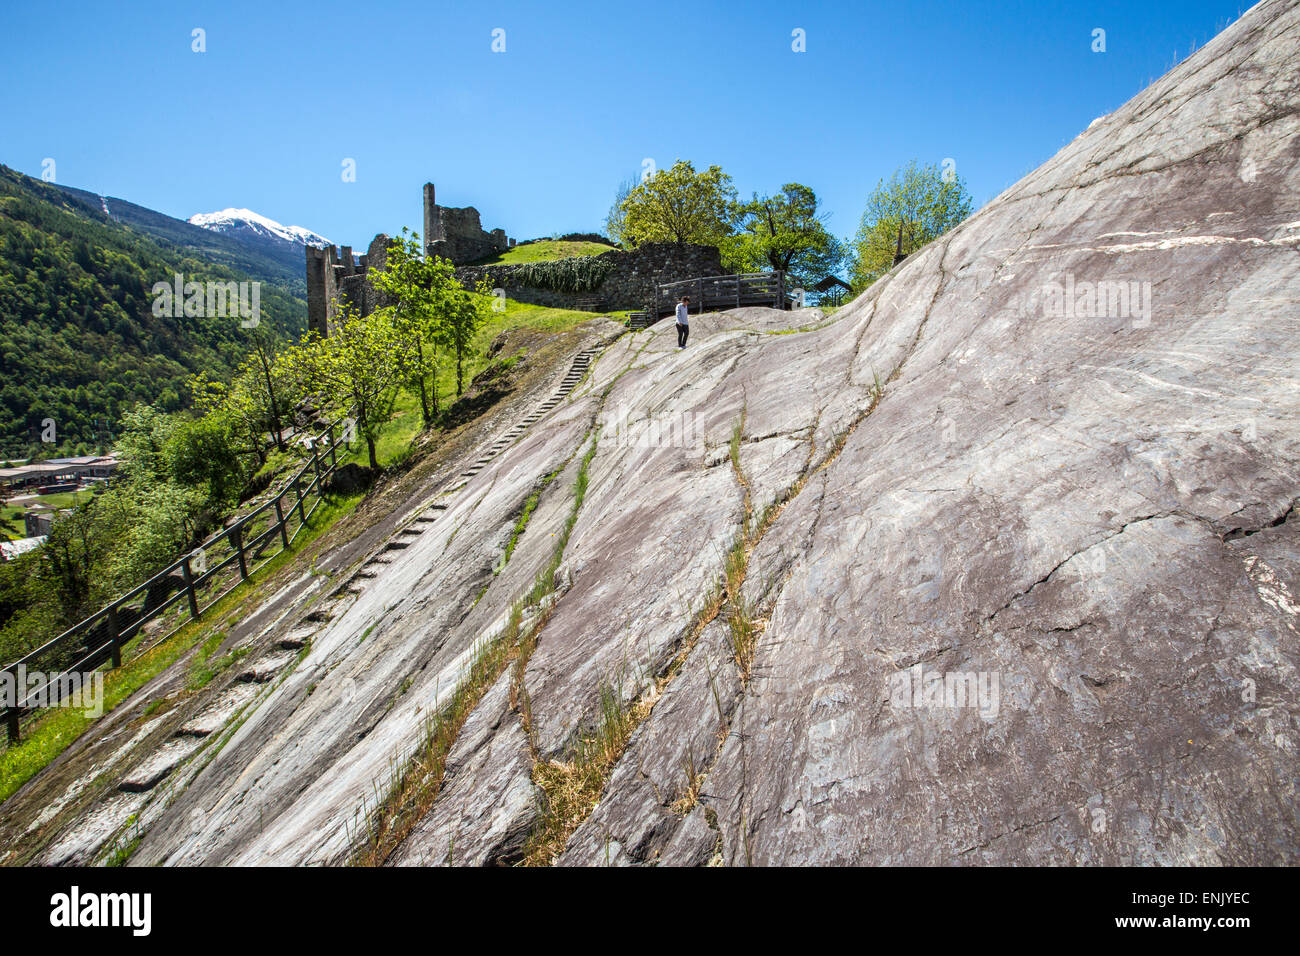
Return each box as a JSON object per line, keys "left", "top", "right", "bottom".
{"left": 349, "top": 624, "right": 520, "bottom": 866}
{"left": 523, "top": 681, "right": 652, "bottom": 866}
{"left": 671, "top": 745, "right": 706, "bottom": 815}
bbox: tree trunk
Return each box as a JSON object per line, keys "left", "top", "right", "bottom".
{"left": 415, "top": 340, "right": 432, "bottom": 429}
{"left": 367, "top": 435, "right": 378, "bottom": 470}
{"left": 256, "top": 340, "right": 286, "bottom": 452}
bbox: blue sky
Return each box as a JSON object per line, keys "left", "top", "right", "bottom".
{"left": 1, "top": 0, "right": 1252, "bottom": 249}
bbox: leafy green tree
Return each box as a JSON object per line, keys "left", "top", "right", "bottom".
{"left": 108, "top": 482, "right": 210, "bottom": 585}
{"left": 437, "top": 279, "right": 490, "bottom": 399}
{"left": 367, "top": 229, "right": 456, "bottom": 427}
{"left": 164, "top": 414, "right": 244, "bottom": 507}
{"left": 37, "top": 500, "right": 121, "bottom": 626}
{"left": 850, "top": 160, "right": 973, "bottom": 290}
{"left": 723, "top": 183, "right": 845, "bottom": 289}
{"left": 246, "top": 328, "right": 294, "bottom": 453}
{"left": 191, "top": 334, "right": 301, "bottom": 471}
{"left": 286, "top": 303, "right": 412, "bottom": 469}
{"left": 604, "top": 174, "right": 639, "bottom": 247}
{"left": 616, "top": 161, "right": 737, "bottom": 247}
{"left": 116, "top": 404, "right": 180, "bottom": 484}
{"left": 0, "top": 553, "right": 59, "bottom": 665}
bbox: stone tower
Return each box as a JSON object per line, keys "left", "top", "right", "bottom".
{"left": 422, "top": 183, "right": 439, "bottom": 255}
{"left": 421, "top": 182, "right": 510, "bottom": 264}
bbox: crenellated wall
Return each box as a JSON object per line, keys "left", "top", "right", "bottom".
{"left": 306, "top": 234, "right": 391, "bottom": 336}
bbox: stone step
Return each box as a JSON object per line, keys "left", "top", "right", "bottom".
{"left": 283, "top": 625, "right": 316, "bottom": 645}
{"left": 279, "top": 627, "right": 315, "bottom": 649}
{"left": 177, "top": 684, "right": 261, "bottom": 737}
{"left": 119, "top": 738, "right": 203, "bottom": 792}
{"left": 237, "top": 649, "right": 300, "bottom": 684}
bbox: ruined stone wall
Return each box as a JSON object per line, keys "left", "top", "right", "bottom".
{"left": 305, "top": 185, "right": 712, "bottom": 329}
{"left": 423, "top": 182, "right": 510, "bottom": 265}
{"left": 305, "top": 234, "right": 391, "bottom": 335}
{"left": 454, "top": 242, "right": 724, "bottom": 312}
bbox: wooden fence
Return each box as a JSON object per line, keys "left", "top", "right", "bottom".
{"left": 2, "top": 414, "right": 354, "bottom": 744}
{"left": 651, "top": 271, "right": 789, "bottom": 321}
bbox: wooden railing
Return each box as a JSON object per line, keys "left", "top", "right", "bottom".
{"left": 651, "top": 271, "right": 789, "bottom": 320}
{"left": 2, "top": 414, "right": 355, "bottom": 744}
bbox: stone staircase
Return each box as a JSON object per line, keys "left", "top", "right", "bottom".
{"left": 37, "top": 340, "right": 613, "bottom": 862}
{"left": 454, "top": 345, "right": 599, "bottom": 484}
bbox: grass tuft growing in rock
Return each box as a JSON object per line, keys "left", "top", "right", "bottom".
{"left": 523, "top": 678, "right": 650, "bottom": 866}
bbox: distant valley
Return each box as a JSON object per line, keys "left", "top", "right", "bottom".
{"left": 0, "top": 166, "right": 312, "bottom": 457}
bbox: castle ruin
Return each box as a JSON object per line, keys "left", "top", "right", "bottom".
{"left": 305, "top": 234, "right": 390, "bottom": 337}
{"left": 307, "top": 182, "right": 512, "bottom": 335}
{"left": 306, "top": 181, "right": 721, "bottom": 335}
{"left": 422, "top": 183, "right": 512, "bottom": 265}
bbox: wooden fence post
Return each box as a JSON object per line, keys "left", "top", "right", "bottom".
{"left": 697, "top": 277, "right": 704, "bottom": 314}
{"left": 274, "top": 497, "right": 290, "bottom": 549}
{"left": 327, "top": 423, "right": 337, "bottom": 470}
{"left": 6, "top": 703, "right": 18, "bottom": 745}
{"left": 108, "top": 603, "right": 121, "bottom": 668}
{"left": 231, "top": 523, "right": 248, "bottom": 581}
{"left": 181, "top": 555, "right": 201, "bottom": 620}
{"left": 295, "top": 476, "right": 306, "bottom": 524}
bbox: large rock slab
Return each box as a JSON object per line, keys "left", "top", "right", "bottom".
{"left": 390, "top": 672, "right": 539, "bottom": 867}
{"left": 13, "top": 0, "right": 1298, "bottom": 868}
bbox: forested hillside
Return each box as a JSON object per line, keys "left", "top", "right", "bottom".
{"left": 0, "top": 166, "right": 306, "bottom": 457}
{"left": 54, "top": 183, "right": 314, "bottom": 296}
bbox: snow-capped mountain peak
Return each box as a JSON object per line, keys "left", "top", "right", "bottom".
{"left": 188, "top": 208, "right": 330, "bottom": 248}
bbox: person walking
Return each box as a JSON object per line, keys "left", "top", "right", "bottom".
{"left": 675, "top": 295, "right": 690, "bottom": 349}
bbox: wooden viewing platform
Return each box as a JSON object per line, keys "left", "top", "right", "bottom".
{"left": 629, "top": 272, "right": 792, "bottom": 329}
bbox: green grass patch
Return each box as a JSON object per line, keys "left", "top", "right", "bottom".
{"left": 0, "top": 488, "right": 366, "bottom": 805}
{"left": 0, "top": 504, "right": 25, "bottom": 541}
{"left": 187, "top": 643, "right": 249, "bottom": 692}
{"left": 331, "top": 387, "right": 424, "bottom": 472}
{"left": 427, "top": 298, "right": 621, "bottom": 411}
{"left": 22, "top": 490, "right": 95, "bottom": 511}
{"left": 0, "top": 490, "right": 96, "bottom": 541}
{"left": 497, "top": 469, "right": 560, "bottom": 574}
{"left": 472, "top": 240, "right": 617, "bottom": 266}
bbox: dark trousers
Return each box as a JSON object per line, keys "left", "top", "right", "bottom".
{"left": 677, "top": 323, "right": 689, "bottom": 347}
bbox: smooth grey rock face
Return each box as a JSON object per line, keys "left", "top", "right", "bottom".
{"left": 8, "top": 0, "right": 1298, "bottom": 867}
{"left": 390, "top": 672, "right": 538, "bottom": 867}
